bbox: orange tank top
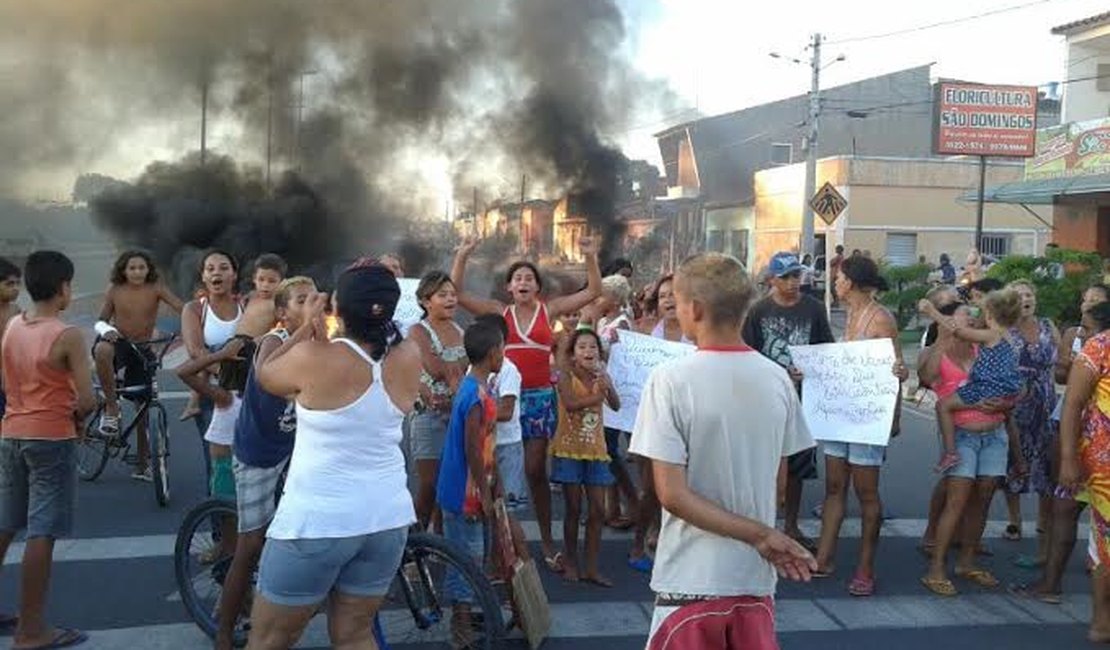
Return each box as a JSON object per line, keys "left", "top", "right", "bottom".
{"left": 1, "top": 316, "right": 78, "bottom": 439}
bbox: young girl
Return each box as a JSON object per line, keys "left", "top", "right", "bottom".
{"left": 452, "top": 235, "right": 601, "bottom": 568}
{"left": 408, "top": 271, "right": 467, "bottom": 531}
{"left": 920, "top": 288, "right": 1024, "bottom": 473}
{"left": 551, "top": 329, "right": 619, "bottom": 586}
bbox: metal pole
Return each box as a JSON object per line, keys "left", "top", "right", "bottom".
{"left": 265, "top": 76, "right": 273, "bottom": 191}
{"left": 974, "top": 155, "right": 987, "bottom": 252}
{"left": 824, "top": 231, "right": 833, "bottom": 320}
{"left": 800, "top": 33, "right": 821, "bottom": 259}
{"left": 200, "top": 79, "right": 208, "bottom": 166}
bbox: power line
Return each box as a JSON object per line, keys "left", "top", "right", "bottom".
{"left": 826, "top": 0, "right": 1062, "bottom": 45}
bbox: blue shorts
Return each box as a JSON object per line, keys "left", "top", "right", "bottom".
{"left": 550, "top": 457, "right": 615, "bottom": 486}
{"left": 946, "top": 427, "right": 1008, "bottom": 479}
{"left": 442, "top": 509, "right": 486, "bottom": 605}
{"left": 258, "top": 526, "right": 408, "bottom": 606}
{"left": 822, "top": 441, "right": 885, "bottom": 468}
{"left": 520, "top": 388, "right": 557, "bottom": 441}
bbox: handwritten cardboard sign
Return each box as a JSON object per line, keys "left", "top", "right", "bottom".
{"left": 395, "top": 278, "right": 422, "bottom": 334}
{"left": 788, "top": 339, "right": 899, "bottom": 446}
{"left": 604, "top": 330, "right": 694, "bottom": 432}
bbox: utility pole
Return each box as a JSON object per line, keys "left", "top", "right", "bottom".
{"left": 265, "top": 73, "right": 274, "bottom": 191}
{"left": 800, "top": 32, "right": 822, "bottom": 260}
{"left": 200, "top": 79, "right": 209, "bottom": 166}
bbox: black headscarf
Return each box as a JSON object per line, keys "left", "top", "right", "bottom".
{"left": 336, "top": 264, "right": 401, "bottom": 359}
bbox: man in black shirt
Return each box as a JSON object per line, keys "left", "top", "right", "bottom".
{"left": 742, "top": 251, "right": 835, "bottom": 551}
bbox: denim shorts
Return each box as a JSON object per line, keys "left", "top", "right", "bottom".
{"left": 410, "top": 412, "right": 448, "bottom": 461}
{"left": 550, "top": 457, "right": 615, "bottom": 487}
{"left": 442, "top": 510, "right": 486, "bottom": 605}
{"left": 258, "top": 526, "right": 408, "bottom": 606}
{"left": 946, "top": 427, "right": 1008, "bottom": 479}
{"left": 495, "top": 442, "right": 527, "bottom": 502}
{"left": 822, "top": 441, "right": 885, "bottom": 468}
{"left": 0, "top": 439, "right": 77, "bottom": 539}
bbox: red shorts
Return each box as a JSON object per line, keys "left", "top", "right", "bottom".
{"left": 648, "top": 595, "right": 777, "bottom": 650}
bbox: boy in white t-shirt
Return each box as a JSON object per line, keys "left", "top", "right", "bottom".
{"left": 476, "top": 314, "right": 529, "bottom": 510}
{"left": 629, "top": 253, "right": 817, "bottom": 650}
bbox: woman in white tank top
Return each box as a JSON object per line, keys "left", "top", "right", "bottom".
{"left": 179, "top": 250, "right": 243, "bottom": 490}
{"left": 249, "top": 262, "right": 422, "bottom": 649}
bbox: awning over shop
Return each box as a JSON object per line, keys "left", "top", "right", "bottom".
{"left": 962, "top": 173, "right": 1110, "bottom": 205}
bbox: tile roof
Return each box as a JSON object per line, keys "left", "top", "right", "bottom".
{"left": 1051, "top": 11, "right": 1110, "bottom": 35}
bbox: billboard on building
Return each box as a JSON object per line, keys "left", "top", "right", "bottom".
{"left": 1025, "top": 117, "right": 1110, "bottom": 180}
{"left": 933, "top": 82, "right": 1038, "bottom": 157}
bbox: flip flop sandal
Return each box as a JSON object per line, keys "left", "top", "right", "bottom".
{"left": 22, "top": 628, "right": 88, "bottom": 650}
{"left": 544, "top": 552, "right": 565, "bottom": 574}
{"left": 1003, "top": 524, "right": 1022, "bottom": 541}
{"left": 627, "top": 555, "right": 654, "bottom": 573}
{"left": 1009, "top": 582, "right": 1063, "bottom": 605}
{"left": 98, "top": 414, "right": 120, "bottom": 436}
{"left": 1013, "top": 554, "right": 1046, "bottom": 569}
{"left": 921, "top": 577, "right": 958, "bottom": 597}
{"left": 956, "top": 569, "right": 1000, "bottom": 588}
{"left": 848, "top": 575, "right": 875, "bottom": 597}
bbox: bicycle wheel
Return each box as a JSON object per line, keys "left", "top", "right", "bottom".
{"left": 148, "top": 403, "right": 170, "bottom": 507}
{"left": 379, "top": 531, "right": 506, "bottom": 649}
{"left": 76, "top": 406, "right": 110, "bottom": 482}
{"left": 175, "top": 499, "right": 247, "bottom": 647}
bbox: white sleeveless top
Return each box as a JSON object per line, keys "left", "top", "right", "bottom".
{"left": 202, "top": 299, "right": 243, "bottom": 350}
{"left": 267, "top": 338, "right": 416, "bottom": 540}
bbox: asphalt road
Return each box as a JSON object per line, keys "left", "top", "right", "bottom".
{"left": 0, "top": 355, "right": 1093, "bottom": 648}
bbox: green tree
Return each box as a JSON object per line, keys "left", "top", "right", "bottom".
{"left": 985, "top": 248, "right": 1102, "bottom": 326}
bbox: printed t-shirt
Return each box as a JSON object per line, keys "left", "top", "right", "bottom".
{"left": 629, "top": 348, "right": 814, "bottom": 597}
{"left": 437, "top": 374, "right": 496, "bottom": 515}
{"left": 741, "top": 294, "right": 835, "bottom": 370}
{"left": 551, "top": 374, "right": 608, "bottom": 461}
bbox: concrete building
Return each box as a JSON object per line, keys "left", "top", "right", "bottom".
{"left": 980, "top": 11, "right": 1110, "bottom": 256}
{"left": 752, "top": 156, "right": 1052, "bottom": 272}
{"left": 655, "top": 65, "right": 1062, "bottom": 268}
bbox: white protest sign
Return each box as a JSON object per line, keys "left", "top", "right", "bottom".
{"left": 603, "top": 330, "right": 694, "bottom": 432}
{"left": 787, "top": 339, "right": 899, "bottom": 446}
{"left": 395, "top": 278, "right": 422, "bottom": 334}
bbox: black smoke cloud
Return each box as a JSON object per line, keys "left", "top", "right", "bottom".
{"left": 1, "top": 0, "right": 677, "bottom": 280}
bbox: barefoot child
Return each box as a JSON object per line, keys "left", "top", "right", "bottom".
{"left": 552, "top": 328, "right": 619, "bottom": 586}
{"left": 93, "top": 251, "right": 185, "bottom": 478}
{"left": 919, "top": 288, "right": 1024, "bottom": 473}
{"left": 0, "top": 257, "right": 22, "bottom": 417}
{"left": 452, "top": 235, "right": 602, "bottom": 568}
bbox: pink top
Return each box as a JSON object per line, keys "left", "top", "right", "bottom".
{"left": 934, "top": 349, "right": 1005, "bottom": 428}
{"left": 1, "top": 316, "right": 77, "bottom": 439}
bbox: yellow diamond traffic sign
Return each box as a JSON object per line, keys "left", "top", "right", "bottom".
{"left": 810, "top": 182, "right": 847, "bottom": 226}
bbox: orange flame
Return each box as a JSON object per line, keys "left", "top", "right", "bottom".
{"left": 325, "top": 315, "right": 340, "bottom": 339}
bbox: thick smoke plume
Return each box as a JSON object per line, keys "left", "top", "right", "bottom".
{"left": 0, "top": 0, "right": 675, "bottom": 280}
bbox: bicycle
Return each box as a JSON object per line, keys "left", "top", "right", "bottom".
{"left": 77, "top": 335, "right": 177, "bottom": 507}
{"left": 174, "top": 498, "right": 506, "bottom": 649}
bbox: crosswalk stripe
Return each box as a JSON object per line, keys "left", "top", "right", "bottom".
{"left": 8, "top": 518, "right": 1084, "bottom": 568}
{"left": 62, "top": 592, "right": 1091, "bottom": 648}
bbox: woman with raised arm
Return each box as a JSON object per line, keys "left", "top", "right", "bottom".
{"left": 451, "top": 236, "right": 602, "bottom": 570}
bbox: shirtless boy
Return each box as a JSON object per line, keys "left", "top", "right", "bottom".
{"left": 94, "top": 251, "right": 185, "bottom": 478}
{"left": 236, "top": 254, "right": 286, "bottom": 339}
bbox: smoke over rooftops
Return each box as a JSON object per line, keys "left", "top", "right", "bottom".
{"left": 1, "top": 0, "right": 677, "bottom": 279}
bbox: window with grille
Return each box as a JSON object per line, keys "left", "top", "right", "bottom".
{"left": 885, "top": 233, "right": 917, "bottom": 267}
{"left": 979, "top": 235, "right": 1010, "bottom": 257}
